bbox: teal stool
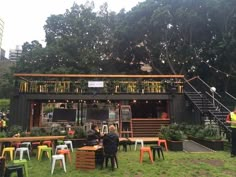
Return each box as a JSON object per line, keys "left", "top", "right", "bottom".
{"left": 39, "top": 147, "right": 52, "bottom": 161}
{"left": 13, "top": 159, "right": 29, "bottom": 177}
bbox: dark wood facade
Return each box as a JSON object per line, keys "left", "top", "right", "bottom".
{"left": 10, "top": 74, "right": 194, "bottom": 134}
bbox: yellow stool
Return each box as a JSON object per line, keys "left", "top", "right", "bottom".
{"left": 39, "top": 147, "right": 52, "bottom": 161}
{"left": 37, "top": 145, "right": 47, "bottom": 160}
{"left": 2, "top": 147, "right": 15, "bottom": 161}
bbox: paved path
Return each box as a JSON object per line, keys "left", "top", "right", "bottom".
{"left": 183, "top": 140, "right": 214, "bottom": 153}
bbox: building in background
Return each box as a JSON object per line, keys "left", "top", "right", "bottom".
{"left": 0, "top": 17, "right": 4, "bottom": 60}
{"left": 9, "top": 45, "right": 22, "bottom": 61}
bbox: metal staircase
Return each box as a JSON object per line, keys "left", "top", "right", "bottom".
{"left": 184, "top": 77, "right": 232, "bottom": 140}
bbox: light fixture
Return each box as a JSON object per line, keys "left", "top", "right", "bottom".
{"left": 210, "top": 87, "right": 216, "bottom": 106}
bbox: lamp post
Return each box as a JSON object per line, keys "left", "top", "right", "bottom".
{"left": 210, "top": 87, "right": 216, "bottom": 106}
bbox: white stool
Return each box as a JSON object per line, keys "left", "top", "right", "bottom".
{"left": 64, "top": 140, "right": 73, "bottom": 152}
{"left": 55, "top": 145, "right": 68, "bottom": 154}
{"left": 134, "top": 139, "right": 144, "bottom": 151}
{"left": 20, "top": 142, "right": 31, "bottom": 150}
{"left": 101, "top": 124, "right": 108, "bottom": 134}
{"left": 51, "top": 154, "right": 66, "bottom": 174}
{"left": 14, "top": 147, "right": 30, "bottom": 160}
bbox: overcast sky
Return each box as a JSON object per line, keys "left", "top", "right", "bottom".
{"left": 0, "top": 0, "right": 144, "bottom": 57}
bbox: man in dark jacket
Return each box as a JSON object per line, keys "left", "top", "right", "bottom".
{"left": 102, "top": 125, "right": 119, "bottom": 169}
{"left": 86, "top": 124, "right": 101, "bottom": 146}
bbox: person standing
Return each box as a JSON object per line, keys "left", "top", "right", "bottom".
{"left": 226, "top": 107, "right": 236, "bottom": 157}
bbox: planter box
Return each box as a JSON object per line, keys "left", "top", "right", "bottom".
{"left": 167, "top": 140, "right": 183, "bottom": 151}
{"left": 188, "top": 136, "right": 224, "bottom": 151}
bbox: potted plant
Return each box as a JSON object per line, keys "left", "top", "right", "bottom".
{"left": 186, "top": 124, "right": 225, "bottom": 151}
{"left": 159, "top": 124, "right": 186, "bottom": 151}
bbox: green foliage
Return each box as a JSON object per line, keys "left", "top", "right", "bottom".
{"left": 74, "top": 126, "right": 87, "bottom": 138}
{"left": 7, "top": 125, "right": 23, "bottom": 137}
{"left": 0, "top": 99, "right": 10, "bottom": 112}
{"left": 0, "top": 131, "right": 7, "bottom": 138}
{"left": 159, "top": 124, "right": 186, "bottom": 141}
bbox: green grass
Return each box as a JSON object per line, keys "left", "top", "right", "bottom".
{"left": 7, "top": 145, "right": 236, "bottom": 177}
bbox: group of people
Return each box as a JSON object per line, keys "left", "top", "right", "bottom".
{"left": 86, "top": 124, "right": 119, "bottom": 155}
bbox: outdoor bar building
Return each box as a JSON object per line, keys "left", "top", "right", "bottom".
{"left": 9, "top": 74, "right": 197, "bottom": 137}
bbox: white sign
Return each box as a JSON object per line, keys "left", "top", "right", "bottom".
{"left": 88, "top": 81, "right": 104, "bottom": 88}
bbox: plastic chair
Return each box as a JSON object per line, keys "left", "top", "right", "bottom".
{"left": 64, "top": 140, "right": 73, "bottom": 152}
{"left": 4, "top": 165, "right": 24, "bottom": 177}
{"left": 14, "top": 147, "right": 30, "bottom": 160}
{"left": 139, "top": 147, "right": 153, "bottom": 164}
{"left": 157, "top": 139, "right": 168, "bottom": 151}
{"left": 51, "top": 154, "right": 66, "bottom": 175}
{"left": 134, "top": 139, "right": 144, "bottom": 151}
{"left": 13, "top": 159, "right": 29, "bottom": 177}
{"left": 2, "top": 147, "right": 15, "bottom": 161}
{"left": 20, "top": 142, "right": 31, "bottom": 150}
{"left": 37, "top": 145, "right": 48, "bottom": 160}
{"left": 42, "top": 141, "right": 52, "bottom": 147}
{"left": 101, "top": 124, "right": 108, "bottom": 134}
{"left": 55, "top": 145, "right": 68, "bottom": 154}
{"left": 57, "top": 149, "right": 72, "bottom": 164}
{"left": 102, "top": 153, "right": 118, "bottom": 171}
{"left": 39, "top": 147, "right": 52, "bottom": 161}
{"left": 150, "top": 146, "right": 164, "bottom": 160}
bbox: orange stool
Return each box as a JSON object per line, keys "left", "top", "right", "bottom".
{"left": 57, "top": 149, "right": 72, "bottom": 164}
{"left": 157, "top": 139, "right": 168, "bottom": 151}
{"left": 42, "top": 141, "right": 52, "bottom": 147}
{"left": 139, "top": 147, "right": 153, "bottom": 164}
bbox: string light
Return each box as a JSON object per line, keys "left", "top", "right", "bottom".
{"left": 201, "top": 60, "right": 236, "bottom": 78}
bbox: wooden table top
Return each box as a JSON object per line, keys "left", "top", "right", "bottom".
{"left": 77, "top": 145, "right": 103, "bottom": 151}
{"left": 0, "top": 136, "right": 65, "bottom": 143}
{"left": 128, "top": 137, "right": 159, "bottom": 142}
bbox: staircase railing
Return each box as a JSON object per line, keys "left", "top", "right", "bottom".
{"left": 184, "top": 76, "right": 232, "bottom": 140}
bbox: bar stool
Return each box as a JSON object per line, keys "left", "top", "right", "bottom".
{"left": 101, "top": 121, "right": 109, "bottom": 134}
{"left": 13, "top": 159, "right": 29, "bottom": 177}
{"left": 20, "top": 142, "right": 31, "bottom": 149}
{"left": 39, "top": 147, "right": 52, "bottom": 161}
{"left": 37, "top": 145, "right": 48, "bottom": 160}
{"left": 150, "top": 146, "right": 164, "bottom": 160}
{"left": 42, "top": 141, "right": 52, "bottom": 147}
{"left": 5, "top": 165, "right": 24, "bottom": 177}
{"left": 64, "top": 140, "right": 73, "bottom": 152}
{"left": 2, "top": 147, "right": 15, "bottom": 161}
{"left": 157, "top": 139, "right": 168, "bottom": 151}
{"left": 51, "top": 154, "right": 66, "bottom": 175}
{"left": 55, "top": 145, "right": 68, "bottom": 154}
{"left": 14, "top": 147, "right": 30, "bottom": 160}
{"left": 57, "top": 149, "right": 72, "bottom": 164}
{"left": 134, "top": 139, "right": 144, "bottom": 151}
{"left": 139, "top": 147, "right": 153, "bottom": 164}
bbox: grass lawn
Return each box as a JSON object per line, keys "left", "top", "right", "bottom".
{"left": 7, "top": 145, "right": 236, "bottom": 177}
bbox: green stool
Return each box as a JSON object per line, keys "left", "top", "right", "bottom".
{"left": 57, "top": 140, "right": 64, "bottom": 145}
{"left": 13, "top": 159, "right": 29, "bottom": 177}
{"left": 39, "top": 147, "right": 52, "bottom": 161}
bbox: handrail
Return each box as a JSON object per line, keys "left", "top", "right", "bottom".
{"left": 183, "top": 78, "right": 202, "bottom": 97}
{"left": 225, "top": 91, "right": 236, "bottom": 101}
{"left": 205, "top": 91, "right": 230, "bottom": 112}
{"left": 196, "top": 77, "right": 221, "bottom": 98}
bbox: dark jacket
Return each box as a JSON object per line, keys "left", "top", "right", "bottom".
{"left": 103, "top": 133, "right": 119, "bottom": 154}
{"left": 86, "top": 129, "right": 100, "bottom": 146}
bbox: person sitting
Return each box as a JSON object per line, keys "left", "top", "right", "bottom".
{"left": 102, "top": 125, "right": 119, "bottom": 170}
{"left": 86, "top": 124, "right": 101, "bottom": 146}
